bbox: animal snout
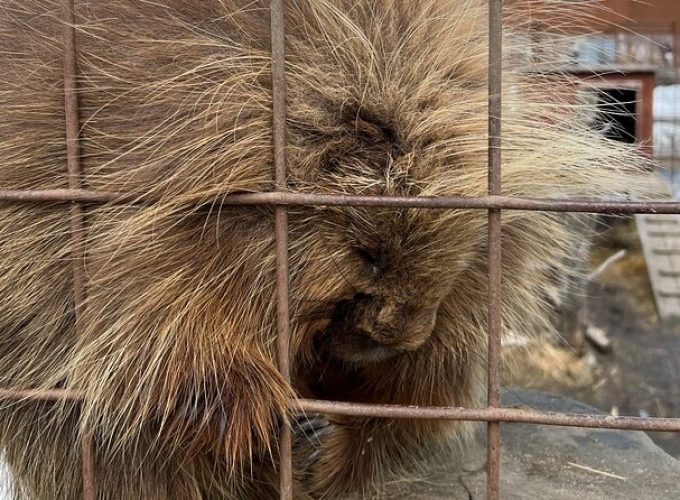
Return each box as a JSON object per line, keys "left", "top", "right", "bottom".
{"left": 333, "top": 292, "right": 439, "bottom": 351}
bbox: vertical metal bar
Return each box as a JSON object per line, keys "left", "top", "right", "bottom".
{"left": 61, "top": 1, "right": 95, "bottom": 498}
{"left": 62, "top": 4, "right": 84, "bottom": 290}
{"left": 487, "top": 0, "right": 503, "bottom": 499}
{"left": 672, "top": 22, "right": 679, "bottom": 193}
{"left": 275, "top": 209, "right": 292, "bottom": 500}
{"left": 81, "top": 436, "right": 95, "bottom": 500}
{"left": 270, "top": 1, "right": 293, "bottom": 499}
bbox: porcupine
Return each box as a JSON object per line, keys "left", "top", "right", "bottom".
{"left": 0, "top": 0, "right": 652, "bottom": 498}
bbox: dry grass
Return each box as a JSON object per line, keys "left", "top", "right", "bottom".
{"left": 505, "top": 341, "right": 595, "bottom": 390}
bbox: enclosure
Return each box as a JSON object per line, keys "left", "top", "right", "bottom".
{"left": 1, "top": 0, "right": 680, "bottom": 499}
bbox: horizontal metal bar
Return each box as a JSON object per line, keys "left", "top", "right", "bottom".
{"left": 0, "top": 189, "right": 133, "bottom": 204}
{"left": 296, "top": 399, "right": 680, "bottom": 432}
{"left": 2, "top": 189, "right": 680, "bottom": 214}
{"left": 1, "top": 389, "right": 678, "bottom": 432}
{"left": 0, "top": 389, "right": 82, "bottom": 401}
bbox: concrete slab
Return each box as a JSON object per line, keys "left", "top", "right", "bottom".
{"left": 365, "top": 389, "right": 680, "bottom": 499}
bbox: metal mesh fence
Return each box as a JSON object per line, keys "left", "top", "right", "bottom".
{"left": 1, "top": 1, "right": 680, "bottom": 499}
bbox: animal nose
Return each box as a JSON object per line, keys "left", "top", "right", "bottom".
{"left": 352, "top": 293, "right": 438, "bottom": 346}
{"left": 375, "top": 302, "right": 401, "bottom": 330}
{"left": 375, "top": 303, "right": 434, "bottom": 339}
{"left": 331, "top": 292, "right": 439, "bottom": 348}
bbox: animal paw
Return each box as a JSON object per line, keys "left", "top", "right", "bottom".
{"left": 292, "top": 413, "right": 333, "bottom": 476}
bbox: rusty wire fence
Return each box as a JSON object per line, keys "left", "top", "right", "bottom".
{"left": 1, "top": 1, "right": 680, "bottom": 499}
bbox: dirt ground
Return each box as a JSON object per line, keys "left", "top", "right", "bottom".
{"left": 508, "top": 216, "right": 680, "bottom": 459}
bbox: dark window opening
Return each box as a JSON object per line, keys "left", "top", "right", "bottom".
{"left": 593, "top": 88, "right": 638, "bottom": 144}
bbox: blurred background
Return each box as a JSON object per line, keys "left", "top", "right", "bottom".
{"left": 532, "top": 0, "right": 680, "bottom": 185}
{"left": 506, "top": 0, "right": 680, "bottom": 461}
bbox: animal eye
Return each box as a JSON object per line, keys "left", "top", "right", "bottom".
{"left": 356, "top": 248, "right": 384, "bottom": 276}
{"left": 356, "top": 248, "right": 379, "bottom": 265}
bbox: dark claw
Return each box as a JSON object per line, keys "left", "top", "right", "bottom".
{"left": 292, "top": 413, "right": 333, "bottom": 474}
{"left": 294, "top": 413, "right": 330, "bottom": 439}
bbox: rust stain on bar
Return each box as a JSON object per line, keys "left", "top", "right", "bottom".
{"left": 61, "top": 0, "right": 95, "bottom": 497}
{"left": 295, "top": 399, "right": 680, "bottom": 432}
{"left": 4, "top": 189, "right": 680, "bottom": 214}
{"left": 487, "top": 0, "right": 503, "bottom": 498}
{"left": 270, "top": 0, "right": 293, "bottom": 498}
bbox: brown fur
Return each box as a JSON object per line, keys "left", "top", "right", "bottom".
{"left": 0, "top": 1, "right": 652, "bottom": 498}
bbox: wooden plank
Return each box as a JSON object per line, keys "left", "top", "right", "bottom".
{"left": 635, "top": 213, "right": 680, "bottom": 318}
